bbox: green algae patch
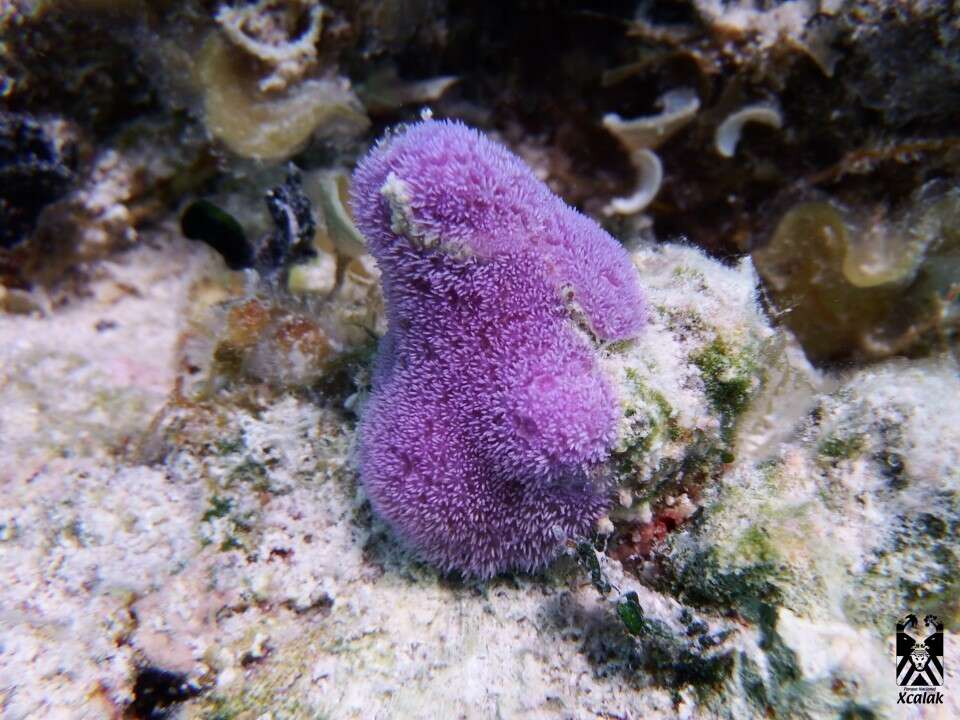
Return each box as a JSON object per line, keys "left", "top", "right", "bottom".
{"left": 228, "top": 459, "right": 270, "bottom": 492}
{"left": 617, "top": 591, "right": 646, "bottom": 635}
{"left": 620, "top": 368, "right": 678, "bottom": 456}
{"left": 202, "top": 495, "right": 233, "bottom": 522}
{"left": 202, "top": 693, "right": 325, "bottom": 720}
{"left": 612, "top": 367, "right": 693, "bottom": 501}
{"left": 691, "top": 337, "right": 759, "bottom": 438}
{"left": 668, "top": 548, "right": 783, "bottom": 624}
{"left": 736, "top": 524, "right": 779, "bottom": 566}
{"left": 597, "top": 583, "right": 737, "bottom": 693}
{"left": 214, "top": 434, "right": 246, "bottom": 456}
{"left": 818, "top": 433, "right": 867, "bottom": 461}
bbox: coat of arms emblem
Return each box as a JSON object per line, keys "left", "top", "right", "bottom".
{"left": 897, "top": 614, "right": 944, "bottom": 687}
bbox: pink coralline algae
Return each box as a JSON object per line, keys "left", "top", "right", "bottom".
{"left": 351, "top": 120, "right": 646, "bottom": 578}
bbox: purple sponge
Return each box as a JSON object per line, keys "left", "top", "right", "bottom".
{"left": 351, "top": 120, "right": 646, "bottom": 578}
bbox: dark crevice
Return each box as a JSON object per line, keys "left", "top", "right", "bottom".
{"left": 125, "top": 666, "right": 203, "bottom": 720}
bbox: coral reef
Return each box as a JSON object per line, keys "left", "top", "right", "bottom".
{"left": 0, "top": 227, "right": 763, "bottom": 718}
{"left": 1, "top": 1, "right": 958, "bottom": 718}
{"left": 351, "top": 120, "right": 646, "bottom": 577}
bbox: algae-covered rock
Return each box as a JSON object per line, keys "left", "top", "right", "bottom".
{"left": 0, "top": 461, "right": 206, "bottom": 718}
{"left": 2, "top": 215, "right": 956, "bottom": 719}
{"left": 655, "top": 354, "right": 960, "bottom": 717}
{"left": 606, "top": 243, "right": 772, "bottom": 546}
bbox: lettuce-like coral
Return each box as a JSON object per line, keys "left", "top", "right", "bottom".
{"left": 351, "top": 120, "right": 646, "bottom": 577}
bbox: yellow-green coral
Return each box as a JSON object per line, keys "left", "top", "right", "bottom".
{"left": 197, "top": 34, "right": 368, "bottom": 160}
{"left": 753, "top": 186, "right": 960, "bottom": 363}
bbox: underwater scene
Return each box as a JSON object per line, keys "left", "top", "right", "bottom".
{"left": 0, "top": 1, "right": 958, "bottom": 718}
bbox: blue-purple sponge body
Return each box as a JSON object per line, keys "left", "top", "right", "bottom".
{"left": 351, "top": 121, "right": 646, "bottom": 577}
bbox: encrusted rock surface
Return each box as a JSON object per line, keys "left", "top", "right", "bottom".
{"left": 2, "top": 224, "right": 956, "bottom": 717}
